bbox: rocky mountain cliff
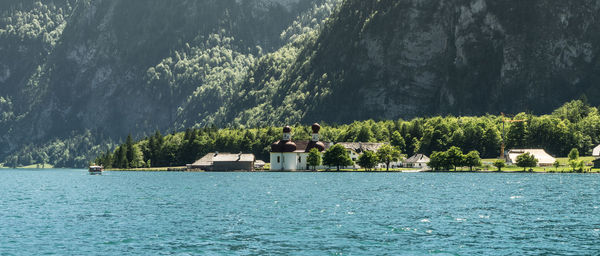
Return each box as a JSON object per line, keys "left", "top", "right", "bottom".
{"left": 225, "top": 0, "right": 600, "bottom": 126}
{"left": 1, "top": 0, "right": 599, "bottom": 167}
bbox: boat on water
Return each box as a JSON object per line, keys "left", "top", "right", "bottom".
{"left": 89, "top": 165, "right": 103, "bottom": 175}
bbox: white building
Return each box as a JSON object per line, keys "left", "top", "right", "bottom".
{"left": 404, "top": 154, "right": 430, "bottom": 169}
{"left": 270, "top": 124, "right": 328, "bottom": 171}
{"left": 506, "top": 149, "right": 556, "bottom": 167}
{"left": 336, "top": 142, "right": 403, "bottom": 169}
{"left": 336, "top": 142, "right": 383, "bottom": 161}
{"left": 593, "top": 144, "right": 600, "bottom": 157}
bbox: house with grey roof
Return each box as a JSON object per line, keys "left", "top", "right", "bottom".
{"left": 404, "top": 154, "right": 430, "bottom": 169}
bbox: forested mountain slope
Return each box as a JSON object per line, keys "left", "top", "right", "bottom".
{"left": 1, "top": 0, "right": 600, "bottom": 167}
{"left": 0, "top": 0, "right": 333, "bottom": 166}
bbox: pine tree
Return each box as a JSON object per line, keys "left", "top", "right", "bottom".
{"left": 104, "top": 149, "right": 113, "bottom": 168}
{"left": 125, "top": 134, "right": 134, "bottom": 167}
{"left": 119, "top": 146, "right": 129, "bottom": 168}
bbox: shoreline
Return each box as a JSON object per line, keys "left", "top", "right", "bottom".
{"left": 104, "top": 168, "right": 600, "bottom": 173}
{"left": 3, "top": 167, "right": 597, "bottom": 173}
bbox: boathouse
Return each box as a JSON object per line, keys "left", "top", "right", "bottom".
{"left": 187, "top": 152, "right": 255, "bottom": 171}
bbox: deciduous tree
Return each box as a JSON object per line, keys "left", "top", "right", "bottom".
{"left": 358, "top": 150, "right": 378, "bottom": 171}
{"left": 493, "top": 159, "right": 505, "bottom": 172}
{"left": 323, "top": 144, "right": 353, "bottom": 171}
{"left": 464, "top": 151, "right": 482, "bottom": 171}
{"left": 376, "top": 144, "right": 401, "bottom": 171}
{"left": 446, "top": 146, "right": 465, "bottom": 171}
{"left": 307, "top": 148, "right": 322, "bottom": 171}
{"left": 516, "top": 152, "right": 538, "bottom": 171}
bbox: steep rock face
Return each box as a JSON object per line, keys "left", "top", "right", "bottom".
{"left": 273, "top": 0, "right": 600, "bottom": 123}
{"left": 0, "top": 0, "right": 75, "bottom": 154}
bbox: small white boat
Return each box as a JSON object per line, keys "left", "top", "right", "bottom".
{"left": 89, "top": 165, "right": 103, "bottom": 175}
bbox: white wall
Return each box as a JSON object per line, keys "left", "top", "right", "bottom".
{"left": 283, "top": 153, "right": 298, "bottom": 171}
{"left": 270, "top": 152, "right": 303, "bottom": 171}
{"left": 297, "top": 153, "right": 308, "bottom": 170}
{"left": 270, "top": 153, "right": 283, "bottom": 171}
{"left": 594, "top": 145, "right": 600, "bottom": 157}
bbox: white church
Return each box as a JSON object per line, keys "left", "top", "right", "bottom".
{"left": 270, "top": 124, "right": 329, "bottom": 171}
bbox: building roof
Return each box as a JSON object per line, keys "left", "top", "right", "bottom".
{"left": 190, "top": 152, "right": 255, "bottom": 167}
{"left": 213, "top": 153, "right": 255, "bottom": 162}
{"left": 190, "top": 153, "right": 215, "bottom": 167}
{"left": 337, "top": 142, "right": 385, "bottom": 153}
{"left": 507, "top": 149, "right": 556, "bottom": 165}
{"left": 271, "top": 140, "right": 330, "bottom": 153}
{"left": 271, "top": 140, "right": 297, "bottom": 152}
{"left": 405, "top": 154, "right": 430, "bottom": 163}
{"left": 311, "top": 123, "right": 321, "bottom": 133}
{"left": 593, "top": 145, "right": 600, "bottom": 157}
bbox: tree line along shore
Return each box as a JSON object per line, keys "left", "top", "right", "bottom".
{"left": 103, "top": 147, "right": 598, "bottom": 173}
{"left": 91, "top": 100, "right": 600, "bottom": 173}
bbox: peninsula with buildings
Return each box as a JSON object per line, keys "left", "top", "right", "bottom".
{"left": 92, "top": 101, "right": 600, "bottom": 173}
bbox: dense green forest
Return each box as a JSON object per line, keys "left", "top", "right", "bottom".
{"left": 95, "top": 100, "right": 600, "bottom": 169}
{"left": 2, "top": 0, "right": 600, "bottom": 167}
{"left": 0, "top": 0, "right": 339, "bottom": 167}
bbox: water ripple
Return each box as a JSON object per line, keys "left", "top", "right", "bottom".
{"left": 0, "top": 170, "right": 599, "bottom": 255}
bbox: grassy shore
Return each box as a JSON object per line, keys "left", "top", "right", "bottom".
{"left": 106, "top": 165, "right": 600, "bottom": 173}
{"left": 318, "top": 169, "right": 600, "bottom": 173}
{"left": 1, "top": 164, "right": 596, "bottom": 173}
{"left": 106, "top": 167, "right": 188, "bottom": 172}
{"left": 315, "top": 168, "right": 417, "bottom": 172}
{"left": 482, "top": 156, "right": 596, "bottom": 165}
{"left": 0, "top": 163, "right": 55, "bottom": 169}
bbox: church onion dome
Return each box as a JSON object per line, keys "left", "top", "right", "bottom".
{"left": 271, "top": 141, "right": 282, "bottom": 152}
{"left": 271, "top": 140, "right": 297, "bottom": 152}
{"left": 283, "top": 126, "right": 292, "bottom": 133}
{"left": 311, "top": 123, "right": 321, "bottom": 133}
{"left": 306, "top": 141, "right": 326, "bottom": 152}
{"left": 282, "top": 141, "right": 297, "bottom": 152}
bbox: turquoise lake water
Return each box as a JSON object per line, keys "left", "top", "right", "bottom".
{"left": 1, "top": 169, "right": 599, "bottom": 255}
